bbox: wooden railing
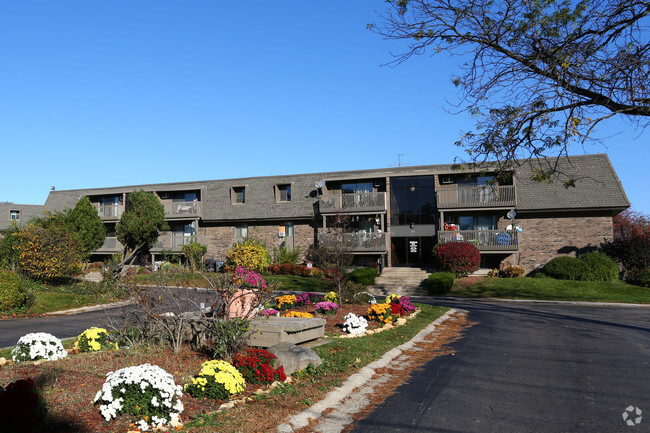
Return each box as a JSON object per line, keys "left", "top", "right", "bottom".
{"left": 437, "top": 229, "right": 518, "bottom": 251}
{"left": 94, "top": 204, "right": 124, "bottom": 219}
{"left": 318, "top": 192, "right": 387, "bottom": 214}
{"left": 163, "top": 201, "right": 201, "bottom": 217}
{"left": 318, "top": 231, "right": 386, "bottom": 252}
{"left": 436, "top": 185, "right": 515, "bottom": 208}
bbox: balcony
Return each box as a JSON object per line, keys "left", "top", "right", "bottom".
{"left": 95, "top": 204, "right": 124, "bottom": 220}
{"left": 153, "top": 235, "right": 208, "bottom": 252}
{"left": 318, "top": 231, "right": 386, "bottom": 253}
{"left": 436, "top": 185, "right": 515, "bottom": 209}
{"left": 163, "top": 201, "right": 201, "bottom": 218}
{"left": 318, "top": 192, "right": 387, "bottom": 214}
{"left": 437, "top": 229, "right": 518, "bottom": 251}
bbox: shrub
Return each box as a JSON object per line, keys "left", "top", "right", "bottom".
{"left": 0, "top": 270, "right": 33, "bottom": 313}
{"left": 543, "top": 256, "right": 585, "bottom": 280}
{"left": 324, "top": 291, "right": 340, "bottom": 304}
{"left": 342, "top": 313, "right": 368, "bottom": 335}
{"left": 579, "top": 252, "right": 619, "bottom": 282}
{"left": 348, "top": 267, "right": 378, "bottom": 286}
{"left": 427, "top": 272, "right": 456, "bottom": 295}
{"left": 74, "top": 327, "right": 117, "bottom": 352}
{"left": 13, "top": 224, "right": 84, "bottom": 282}
{"left": 434, "top": 242, "right": 481, "bottom": 276}
{"left": 341, "top": 280, "right": 366, "bottom": 304}
{"left": 232, "top": 348, "right": 286, "bottom": 385}
{"left": 12, "top": 332, "right": 68, "bottom": 362}
{"left": 272, "top": 244, "right": 302, "bottom": 265}
{"left": 209, "top": 318, "right": 251, "bottom": 362}
{"left": 95, "top": 363, "right": 183, "bottom": 431}
{"left": 181, "top": 242, "right": 207, "bottom": 272}
{"left": 231, "top": 267, "right": 267, "bottom": 289}
{"left": 184, "top": 360, "right": 245, "bottom": 401}
{"left": 225, "top": 237, "right": 271, "bottom": 274}
{"left": 267, "top": 263, "right": 323, "bottom": 277}
{"left": 354, "top": 291, "right": 377, "bottom": 305}
{"left": 626, "top": 267, "right": 650, "bottom": 287}
{"left": 501, "top": 266, "right": 527, "bottom": 278}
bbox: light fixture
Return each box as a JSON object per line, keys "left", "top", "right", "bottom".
{"left": 410, "top": 222, "right": 415, "bottom": 228}
{"left": 409, "top": 186, "right": 416, "bottom": 192}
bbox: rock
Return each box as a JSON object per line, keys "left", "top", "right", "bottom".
{"left": 395, "top": 318, "right": 407, "bottom": 326}
{"left": 267, "top": 342, "right": 322, "bottom": 375}
{"left": 0, "top": 357, "right": 6, "bottom": 366}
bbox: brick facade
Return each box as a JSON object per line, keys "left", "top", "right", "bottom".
{"left": 199, "top": 221, "right": 315, "bottom": 261}
{"left": 516, "top": 213, "right": 614, "bottom": 271}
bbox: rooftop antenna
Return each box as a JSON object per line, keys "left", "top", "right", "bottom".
{"left": 390, "top": 154, "right": 410, "bottom": 167}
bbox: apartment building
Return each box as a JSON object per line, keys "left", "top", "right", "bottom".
{"left": 28, "top": 153, "right": 629, "bottom": 271}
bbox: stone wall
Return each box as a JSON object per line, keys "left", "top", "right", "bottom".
{"left": 516, "top": 213, "right": 614, "bottom": 271}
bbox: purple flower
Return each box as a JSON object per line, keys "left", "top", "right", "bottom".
{"left": 314, "top": 301, "right": 339, "bottom": 314}
{"left": 398, "top": 296, "right": 416, "bottom": 313}
{"left": 260, "top": 309, "right": 279, "bottom": 317}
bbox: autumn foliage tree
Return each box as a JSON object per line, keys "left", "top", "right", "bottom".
{"left": 601, "top": 209, "right": 650, "bottom": 274}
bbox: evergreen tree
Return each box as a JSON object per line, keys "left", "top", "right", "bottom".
{"left": 66, "top": 196, "right": 106, "bottom": 255}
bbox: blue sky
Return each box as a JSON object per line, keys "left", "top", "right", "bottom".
{"left": 1, "top": 2, "right": 648, "bottom": 214}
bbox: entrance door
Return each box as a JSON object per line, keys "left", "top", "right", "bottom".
{"left": 391, "top": 237, "right": 434, "bottom": 267}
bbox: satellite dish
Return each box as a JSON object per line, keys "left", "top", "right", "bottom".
{"left": 507, "top": 210, "right": 516, "bottom": 219}
{"left": 314, "top": 180, "right": 325, "bottom": 189}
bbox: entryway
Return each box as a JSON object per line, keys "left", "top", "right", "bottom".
{"left": 390, "top": 237, "right": 434, "bottom": 267}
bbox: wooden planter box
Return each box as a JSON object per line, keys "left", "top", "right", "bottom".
{"left": 248, "top": 317, "right": 326, "bottom": 348}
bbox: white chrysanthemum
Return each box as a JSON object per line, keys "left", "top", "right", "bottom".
{"left": 342, "top": 313, "right": 369, "bottom": 335}
{"left": 12, "top": 332, "right": 68, "bottom": 362}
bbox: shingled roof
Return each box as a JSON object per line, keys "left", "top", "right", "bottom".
{"left": 0, "top": 204, "right": 46, "bottom": 230}
{"left": 513, "top": 154, "right": 629, "bottom": 213}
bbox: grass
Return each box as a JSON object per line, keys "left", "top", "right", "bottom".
{"left": 451, "top": 277, "right": 650, "bottom": 303}
{"left": 0, "top": 304, "right": 448, "bottom": 432}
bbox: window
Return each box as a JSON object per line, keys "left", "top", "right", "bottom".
{"left": 285, "top": 222, "right": 294, "bottom": 237}
{"left": 9, "top": 210, "right": 19, "bottom": 221}
{"left": 231, "top": 186, "right": 245, "bottom": 204}
{"left": 277, "top": 184, "right": 291, "bottom": 202}
{"left": 235, "top": 223, "right": 248, "bottom": 240}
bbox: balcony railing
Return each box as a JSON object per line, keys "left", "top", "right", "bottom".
{"left": 319, "top": 192, "right": 387, "bottom": 214}
{"left": 436, "top": 185, "right": 515, "bottom": 209}
{"left": 95, "top": 204, "right": 124, "bottom": 219}
{"left": 97, "top": 237, "right": 123, "bottom": 252}
{"left": 153, "top": 235, "right": 208, "bottom": 251}
{"left": 318, "top": 231, "right": 386, "bottom": 252}
{"left": 163, "top": 201, "right": 201, "bottom": 217}
{"left": 437, "top": 230, "right": 518, "bottom": 251}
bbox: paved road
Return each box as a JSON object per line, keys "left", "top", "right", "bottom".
{"left": 352, "top": 299, "right": 650, "bottom": 433}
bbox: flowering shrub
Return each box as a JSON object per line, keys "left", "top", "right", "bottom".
{"left": 225, "top": 238, "right": 271, "bottom": 274}
{"left": 390, "top": 303, "right": 406, "bottom": 316}
{"left": 434, "top": 241, "right": 481, "bottom": 276}
{"left": 94, "top": 363, "right": 184, "bottom": 431}
{"left": 342, "top": 313, "right": 368, "bottom": 335}
{"left": 260, "top": 308, "right": 280, "bottom": 317}
{"left": 294, "top": 292, "right": 324, "bottom": 306}
{"left": 314, "top": 301, "right": 339, "bottom": 315}
{"left": 324, "top": 291, "right": 340, "bottom": 304}
{"left": 0, "top": 270, "right": 33, "bottom": 313}
{"left": 284, "top": 311, "right": 313, "bottom": 318}
{"left": 74, "top": 327, "right": 117, "bottom": 352}
{"left": 275, "top": 295, "right": 297, "bottom": 311}
{"left": 184, "top": 360, "right": 245, "bottom": 401}
{"left": 12, "top": 332, "right": 68, "bottom": 362}
{"left": 0, "top": 378, "right": 47, "bottom": 432}
{"left": 13, "top": 224, "right": 84, "bottom": 282}
{"left": 232, "top": 348, "right": 287, "bottom": 385}
{"left": 231, "top": 266, "right": 267, "bottom": 289}
{"left": 367, "top": 303, "right": 397, "bottom": 324}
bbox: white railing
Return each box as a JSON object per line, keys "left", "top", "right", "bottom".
{"left": 437, "top": 229, "right": 518, "bottom": 251}
{"left": 436, "top": 185, "right": 515, "bottom": 208}
{"left": 97, "top": 237, "right": 123, "bottom": 252}
{"left": 163, "top": 201, "right": 201, "bottom": 217}
{"left": 153, "top": 235, "right": 207, "bottom": 251}
{"left": 318, "top": 231, "right": 386, "bottom": 252}
{"left": 319, "top": 192, "right": 387, "bottom": 213}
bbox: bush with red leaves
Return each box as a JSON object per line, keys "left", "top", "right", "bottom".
{"left": 434, "top": 242, "right": 481, "bottom": 276}
{"left": 232, "top": 348, "right": 286, "bottom": 385}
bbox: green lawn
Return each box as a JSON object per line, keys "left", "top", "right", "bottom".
{"left": 451, "top": 277, "right": 650, "bottom": 304}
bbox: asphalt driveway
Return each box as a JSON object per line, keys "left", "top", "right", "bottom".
{"left": 352, "top": 299, "right": 650, "bottom": 433}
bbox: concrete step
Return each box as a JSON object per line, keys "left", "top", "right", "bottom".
{"left": 367, "top": 267, "right": 433, "bottom": 297}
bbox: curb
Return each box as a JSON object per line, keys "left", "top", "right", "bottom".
{"left": 42, "top": 299, "right": 134, "bottom": 316}
{"left": 277, "top": 308, "right": 464, "bottom": 432}
{"left": 418, "top": 296, "right": 650, "bottom": 308}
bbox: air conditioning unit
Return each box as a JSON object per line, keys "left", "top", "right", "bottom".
{"left": 160, "top": 192, "right": 170, "bottom": 199}
{"left": 278, "top": 231, "right": 285, "bottom": 238}
{"left": 441, "top": 176, "right": 453, "bottom": 184}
